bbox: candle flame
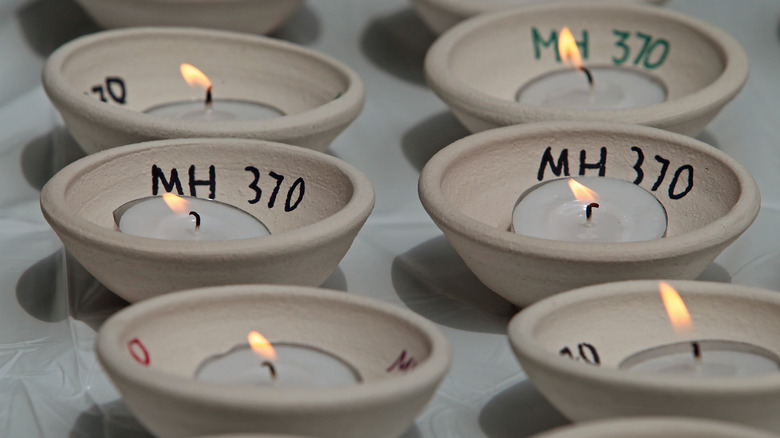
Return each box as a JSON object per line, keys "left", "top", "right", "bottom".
{"left": 558, "top": 27, "right": 583, "bottom": 69}
{"left": 180, "top": 63, "right": 212, "bottom": 90}
{"left": 568, "top": 179, "right": 599, "bottom": 203}
{"left": 248, "top": 330, "right": 277, "bottom": 361}
{"left": 161, "top": 193, "right": 189, "bottom": 214}
{"left": 659, "top": 282, "right": 693, "bottom": 335}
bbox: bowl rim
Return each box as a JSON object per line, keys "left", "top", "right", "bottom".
{"left": 42, "top": 27, "right": 364, "bottom": 139}
{"left": 40, "top": 138, "right": 375, "bottom": 260}
{"left": 508, "top": 280, "right": 780, "bottom": 394}
{"left": 424, "top": 3, "right": 749, "bottom": 127}
{"left": 416, "top": 0, "right": 667, "bottom": 18}
{"left": 96, "top": 285, "right": 453, "bottom": 409}
{"left": 418, "top": 121, "right": 760, "bottom": 263}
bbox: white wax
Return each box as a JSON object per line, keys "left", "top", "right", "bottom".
{"left": 116, "top": 196, "right": 270, "bottom": 241}
{"left": 196, "top": 343, "right": 361, "bottom": 387}
{"left": 516, "top": 67, "right": 667, "bottom": 110}
{"left": 512, "top": 177, "right": 667, "bottom": 243}
{"left": 144, "top": 99, "right": 283, "bottom": 121}
{"left": 620, "top": 340, "right": 780, "bottom": 378}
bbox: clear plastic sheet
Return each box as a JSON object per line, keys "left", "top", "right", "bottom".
{"left": 0, "top": 0, "right": 778, "bottom": 436}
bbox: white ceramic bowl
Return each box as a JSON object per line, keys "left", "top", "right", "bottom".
{"left": 509, "top": 280, "right": 780, "bottom": 433}
{"left": 40, "top": 138, "right": 374, "bottom": 303}
{"left": 411, "top": 0, "right": 666, "bottom": 35}
{"left": 43, "top": 27, "right": 364, "bottom": 154}
{"left": 75, "top": 0, "right": 304, "bottom": 35}
{"left": 425, "top": 3, "right": 748, "bottom": 137}
{"left": 418, "top": 122, "right": 760, "bottom": 307}
{"left": 530, "top": 417, "right": 779, "bottom": 438}
{"left": 97, "top": 285, "right": 452, "bottom": 438}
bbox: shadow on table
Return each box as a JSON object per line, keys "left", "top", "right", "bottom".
{"left": 16, "top": 249, "right": 129, "bottom": 330}
{"left": 400, "top": 424, "right": 424, "bottom": 438}
{"left": 695, "top": 261, "right": 731, "bottom": 283}
{"left": 401, "top": 111, "right": 470, "bottom": 171}
{"left": 70, "top": 401, "right": 153, "bottom": 438}
{"left": 17, "top": 246, "right": 348, "bottom": 330}
{"left": 479, "top": 380, "right": 570, "bottom": 438}
{"left": 65, "top": 252, "right": 132, "bottom": 331}
{"left": 16, "top": 250, "right": 129, "bottom": 330}
{"left": 71, "top": 402, "right": 418, "bottom": 438}
{"left": 360, "top": 8, "right": 436, "bottom": 86}
{"left": 321, "top": 266, "right": 348, "bottom": 291}
{"left": 17, "top": 0, "right": 99, "bottom": 56}
{"left": 21, "top": 125, "right": 86, "bottom": 191}
{"left": 270, "top": 3, "right": 321, "bottom": 46}
{"left": 391, "top": 235, "right": 516, "bottom": 335}
{"left": 16, "top": 249, "right": 69, "bottom": 323}
{"left": 695, "top": 130, "right": 720, "bottom": 149}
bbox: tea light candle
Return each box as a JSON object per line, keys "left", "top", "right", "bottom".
{"left": 516, "top": 27, "right": 666, "bottom": 110}
{"left": 143, "top": 63, "right": 284, "bottom": 121}
{"left": 144, "top": 99, "right": 283, "bottom": 121}
{"left": 114, "top": 194, "right": 270, "bottom": 240}
{"left": 617, "top": 282, "right": 780, "bottom": 377}
{"left": 196, "top": 332, "right": 361, "bottom": 387}
{"left": 512, "top": 176, "right": 667, "bottom": 243}
{"left": 620, "top": 340, "right": 780, "bottom": 377}
{"left": 516, "top": 67, "right": 666, "bottom": 110}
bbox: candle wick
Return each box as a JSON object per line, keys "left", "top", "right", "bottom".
{"left": 578, "top": 65, "right": 594, "bottom": 89}
{"left": 586, "top": 202, "right": 599, "bottom": 221}
{"left": 189, "top": 211, "right": 201, "bottom": 231}
{"left": 205, "top": 85, "right": 213, "bottom": 107}
{"left": 261, "top": 360, "right": 277, "bottom": 380}
{"left": 691, "top": 341, "right": 702, "bottom": 363}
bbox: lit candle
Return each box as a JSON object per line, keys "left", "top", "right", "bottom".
{"left": 114, "top": 193, "right": 270, "bottom": 240}
{"left": 195, "top": 331, "right": 361, "bottom": 387}
{"left": 619, "top": 283, "right": 780, "bottom": 377}
{"left": 143, "top": 64, "right": 284, "bottom": 121}
{"left": 516, "top": 27, "right": 666, "bottom": 109}
{"left": 621, "top": 340, "right": 780, "bottom": 377}
{"left": 511, "top": 177, "right": 667, "bottom": 242}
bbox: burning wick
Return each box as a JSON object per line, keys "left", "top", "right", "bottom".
{"left": 205, "top": 86, "right": 213, "bottom": 107}
{"left": 578, "top": 66, "right": 594, "bottom": 89}
{"left": 189, "top": 211, "right": 201, "bottom": 231}
{"left": 586, "top": 202, "right": 599, "bottom": 221}
{"left": 691, "top": 341, "right": 702, "bottom": 362}
{"left": 558, "top": 27, "right": 594, "bottom": 90}
{"left": 261, "top": 360, "right": 277, "bottom": 380}
{"left": 180, "top": 64, "right": 214, "bottom": 109}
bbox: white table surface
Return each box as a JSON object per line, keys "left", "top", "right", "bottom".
{"left": 0, "top": 0, "right": 778, "bottom": 436}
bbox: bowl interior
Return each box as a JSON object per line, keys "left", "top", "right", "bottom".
{"left": 60, "top": 31, "right": 349, "bottom": 116}
{"left": 63, "top": 140, "right": 355, "bottom": 234}
{"left": 111, "top": 290, "right": 435, "bottom": 383}
{"left": 520, "top": 284, "right": 780, "bottom": 369}
{"left": 439, "top": 127, "right": 740, "bottom": 238}
{"left": 448, "top": 5, "right": 724, "bottom": 103}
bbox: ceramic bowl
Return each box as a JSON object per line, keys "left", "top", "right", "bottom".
{"left": 411, "top": 0, "right": 666, "bottom": 35}
{"left": 418, "top": 122, "right": 759, "bottom": 307}
{"left": 40, "top": 138, "right": 375, "bottom": 303}
{"left": 425, "top": 3, "right": 748, "bottom": 137}
{"left": 42, "top": 27, "right": 364, "bottom": 154}
{"left": 96, "top": 285, "right": 452, "bottom": 438}
{"left": 510, "top": 280, "right": 780, "bottom": 432}
{"left": 74, "top": 0, "right": 304, "bottom": 35}
{"left": 529, "top": 417, "right": 779, "bottom": 438}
